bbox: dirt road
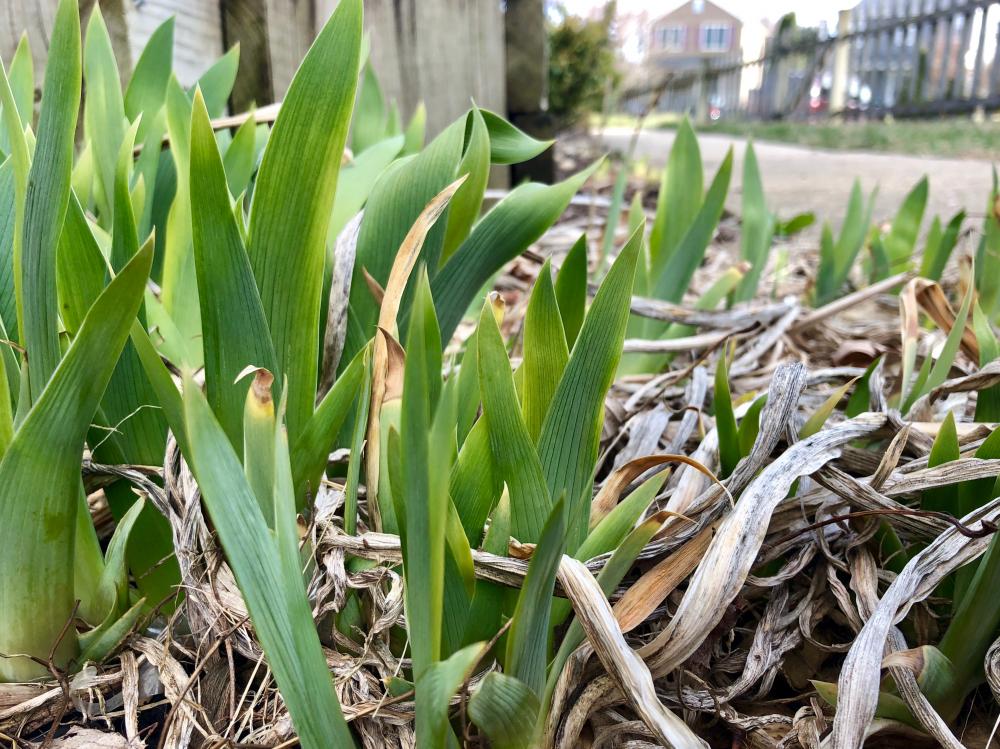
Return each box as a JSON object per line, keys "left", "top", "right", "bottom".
{"left": 600, "top": 126, "right": 994, "bottom": 231}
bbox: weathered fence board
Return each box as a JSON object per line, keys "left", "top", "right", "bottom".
{"left": 351, "top": 0, "right": 505, "bottom": 137}
{"left": 4, "top": 0, "right": 511, "bottom": 143}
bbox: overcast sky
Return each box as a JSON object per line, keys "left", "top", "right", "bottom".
{"left": 558, "top": 0, "right": 857, "bottom": 28}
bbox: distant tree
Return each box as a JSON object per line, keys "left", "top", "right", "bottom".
{"left": 547, "top": 2, "right": 619, "bottom": 127}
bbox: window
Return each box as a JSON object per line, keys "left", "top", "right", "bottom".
{"left": 692, "top": 0, "right": 705, "bottom": 13}
{"left": 700, "top": 23, "right": 730, "bottom": 52}
{"left": 657, "top": 25, "right": 686, "bottom": 52}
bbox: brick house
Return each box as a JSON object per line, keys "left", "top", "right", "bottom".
{"left": 647, "top": 0, "right": 742, "bottom": 72}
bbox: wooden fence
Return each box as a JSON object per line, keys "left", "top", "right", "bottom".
{"left": 0, "top": 0, "right": 521, "bottom": 142}
{"left": 627, "top": 0, "right": 1000, "bottom": 122}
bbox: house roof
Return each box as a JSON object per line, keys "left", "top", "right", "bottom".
{"left": 653, "top": 0, "right": 742, "bottom": 28}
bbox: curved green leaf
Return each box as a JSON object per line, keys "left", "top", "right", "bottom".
{"left": 190, "top": 89, "right": 277, "bottom": 447}
{"left": 650, "top": 116, "right": 702, "bottom": 274}
{"left": 651, "top": 147, "right": 732, "bottom": 304}
{"left": 0, "top": 241, "right": 152, "bottom": 681}
{"left": 469, "top": 672, "right": 541, "bottom": 749}
{"left": 21, "top": 0, "right": 81, "bottom": 403}
{"left": 125, "top": 16, "right": 174, "bottom": 138}
{"left": 555, "top": 233, "right": 587, "bottom": 350}
{"left": 478, "top": 301, "right": 551, "bottom": 543}
{"left": 480, "top": 108, "right": 552, "bottom": 165}
{"left": 246, "top": 0, "right": 362, "bottom": 443}
{"left": 433, "top": 161, "right": 599, "bottom": 342}
{"left": 442, "top": 108, "right": 489, "bottom": 263}
{"left": 537, "top": 226, "right": 639, "bottom": 551}
{"left": 181, "top": 372, "right": 354, "bottom": 749}
{"left": 522, "top": 260, "right": 568, "bottom": 442}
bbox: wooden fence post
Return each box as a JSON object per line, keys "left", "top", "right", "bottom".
{"left": 80, "top": 0, "right": 132, "bottom": 84}
{"left": 2, "top": 0, "right": 131, "bottom": 88}
{"left": 221, "top": 0, "right": 316, "bottom": 112}
{"left": 830, "top": 9, "right": 851, "bottom": 114}
{"left": 505, "top": 0, "right": 553, "bottom": 183}
{"left": 1, "top": 0, "right": 56, "bottom": 77}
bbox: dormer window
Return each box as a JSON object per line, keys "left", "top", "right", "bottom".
{"left": 657, "top": 25, "right": 686, "bottom": 52}
{"left": 693, "top": 0, "right": 705, "bottom": 13}
{"left": 700, "top": 23, "right": 730, "bottom": 51}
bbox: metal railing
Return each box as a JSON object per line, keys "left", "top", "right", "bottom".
{"left": 623, "top": 0, "right": 1000, "bottom": 121}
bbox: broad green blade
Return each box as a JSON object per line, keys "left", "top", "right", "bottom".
{"left": 76, "top": 597, "right": 147, "bottom": 667}
{"left": 328, "top": 133, "right": 404, "bottom": 241}
{"left": 0, "top": 241, "right": 152, "bottom": 682}
{"left": 480, "top": 109, "right": 553, "bottom": 165}
{"left": 454, "top": 330, "right": 480, "bottom": 446}
{"left": 160, "top": 76, "right": 201, "bottom": 361}
{"left": 715, "top": 345, "right": 739, "bottom": 477}
{"left": 181, "top": 374, "right": 354, "bottom": 749}
{"left": 20, "top": 0, "right": 81, "bottom": 404}
{"left": 124, "top": 17, "right": 174, "bottom": 138}
{"left": 923, "top": 280, "right": 974, "bottom": 399}
{"left": 461, "top": 490, "right": 510, "bottom": 647}
{"left": 223, "top": 112, "right": 261, "bottom": 198}
{"left": 537, "top": 227, "right": 639, "bottom": 552}
{"left": 129, "top": 321, "right": 188, "bottom": 456}
{"left": 505, "top": 498, "right": 565, "bottom": 698}
{"left": 522, "top": 261, "right": 569, "bottom": 442}
{"left": 291, "top": 346, "right": 365, "bottom": 502}
{"left": 920, "top": 216, "right": 943, "bottom": 279}
{"left": 650, "top": 116, "right": 702, "bottom": 275}
{"left": 99, "top": 128, "right": 167, "bottom": 466}
{"left": 193, "top": 46, "right": 240, "bottom": 118}
{"left": 8, "top": 34, "right": 33, "bottom": 120}
{"left": 450, "top": 415, "right": 501, "bottom": 544}
{"left": 352, "top": 63, "right": 387, "bottom": 155}
{"left": 576, "top": 469, "right": 666, "bottom": 561}
{"left": 94, "top": 498, "right": 146, "bottom": 620}
{"left": 342, "top": 118, "right": 465, "bottom": 367}
{"left": 477, "top": 301, "right": 551, "bottom": 543}
{"left": 441, "top": 108, "right": 489, "bottom": 263}
{"left": 82, "top": 3, "right": 126, "bottom": 220}
{"left": 403, "top": 103, "right": 426, "bottom": 155}
{"left": 598, "top": 163, "right": 628, "bottom": 276}
{"left": 433, "top": 162, "right": 600, "bottom": 342}
{"left": 738, "top": 394, "right": 767, "bottom": 455}
{"left": 883, "top": 175, "right": 928, "bottom": 273}
{"left": 979, "top": 173, "right": 1000, "bottom": 318}
{"left": 815, "top": 180, "right": 874, "bottom": 305}
{"left": 954, "top": 427, "right": 1000, "bottom": 604}
{"left": 469, "top": 672, "right": 541, "bottom": 749}
{"left": 733, "top": 141, "right": 774, "bottom": 303}
{"left": 799, "top": 377, "right": 859, "bottom": 439}
{"left": 400, "top": 272, "right": 450, "bottom": 688}
{"left": 555, "top": 234, "right": 588, "bottom": 349}
{"left": 134, "top": 109, "right": 168, "bottom": 239}
{"left": 417, "top": 643, "right": 483, "bottom": 747}
{"left": 651, "top": 148, "right": 733, "bottom": 304}
{"left": 974, "top": 302, "right": 1000, "bottom": 421}
{"left": 922, "top": 411, "right": 959, "bottom": 516}
{"left": 246, "top": 0, "right": 361, "bottom": 444}
{"left": 190, "top": 89, "right": 277, "bottom": 448}
{"left": 0, "top": 158, "right": 19, "bottom": 342}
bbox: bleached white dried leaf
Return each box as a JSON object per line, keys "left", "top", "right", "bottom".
{"left": 557, "top": 556, "right": 708, "bottom": 749}
{"left": 830, "top": 493, "right": 1000, "bottom": 748}
{"left": 641, "top": 410, "right": 885, "bottom": 676}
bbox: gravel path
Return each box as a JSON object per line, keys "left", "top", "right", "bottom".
{"left": 600, "top": 126, "right": 994, "bottom": 232}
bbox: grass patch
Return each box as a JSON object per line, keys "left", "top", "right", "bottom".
{"left": 657, "top": 116, "right": 1000, "bottom": 159}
